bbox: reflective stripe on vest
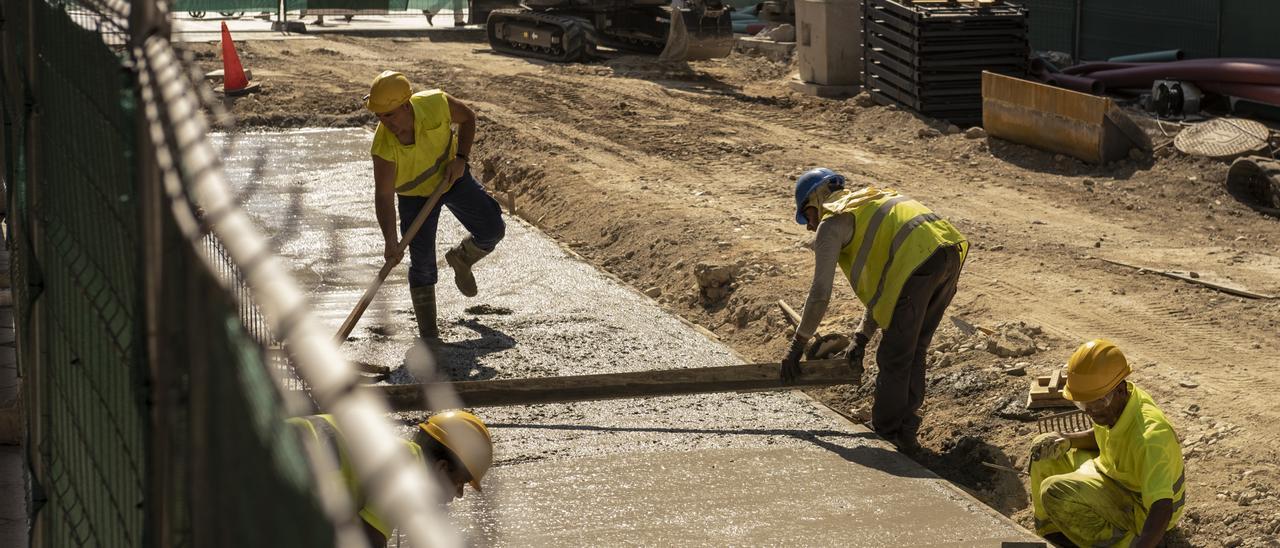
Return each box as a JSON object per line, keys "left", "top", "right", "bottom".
{"left": 395, "top": 137, "right": 455, "bottom": 194}
{"left": 824, "top": 188, "right": 968, "bottom": 329}
{"left": 848, "top": 195, "right": 909, "bottom": 283}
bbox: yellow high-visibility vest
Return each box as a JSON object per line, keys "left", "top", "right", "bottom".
{"left": 822, "top": 187, "right": 968, "bottom": 328}
{"left": 286, "top": 415, "right": 425, "bottom": 538}
{"left": 370, "top": 90, "right": 458, "bottom": 197}
{"left": 1092, "top": 382, "right": 1186, "bottom": 524}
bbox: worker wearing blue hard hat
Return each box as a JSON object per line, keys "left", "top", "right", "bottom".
{"left": 782, "top": 168, "right": 968, "bottom": 453}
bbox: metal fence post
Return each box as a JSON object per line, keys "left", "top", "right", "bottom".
{"left": 131, "top": 0, "right": 175, "bottom": 545}
{"left": 1071, "top": 0, "right": 1082, "bottom": 61}
{"left": 21, "top": 0, "right": 50, "bottom": 543}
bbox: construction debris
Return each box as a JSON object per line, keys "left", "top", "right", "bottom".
{"left": 1027, "top": 367, "right": 1072, "bottom": 409}
{"left": 1099, "top": 257, "right": 1277, "bottom": 300}
{"left": 1226, "top": 156, "right": 1280, "bottom": 217}
{"left": 984, "top": 321, "right": 1042, "bottom": 358}
{"left": 695, "top": 263, "right": 737, "bottom": 303}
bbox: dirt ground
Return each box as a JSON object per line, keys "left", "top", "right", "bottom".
{"left": 192, "top": 36, "right": 1280, "bottom": 546}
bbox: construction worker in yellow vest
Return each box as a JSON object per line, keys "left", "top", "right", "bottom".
{"left": 1028, "top": 340, "right": 1184, "bottom": 547}
{"left": 287, "top": 410, "right": 494, "bottom": 547}
{"left": 366, "top": 71, "right": 505, "bottom": 342}
{"left": 781, "top": 168, "right": 967, "bottom": 452}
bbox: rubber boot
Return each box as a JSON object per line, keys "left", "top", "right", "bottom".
{"left": 444, "top": 237, "right": 488, "bottom": 298}
{"left": 410, "top": 285, "right": 439, "bottom": 340}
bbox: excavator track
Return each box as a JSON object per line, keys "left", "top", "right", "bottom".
{"left": 487, "top": 9, "right": 597, "bottom": 63}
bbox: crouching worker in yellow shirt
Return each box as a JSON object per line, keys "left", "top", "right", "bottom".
{"left": 288, "top": 411, "right": 494, "bottom": 547}
{"left": 1028, "top": 339, "right": 1185, "bottom": 547}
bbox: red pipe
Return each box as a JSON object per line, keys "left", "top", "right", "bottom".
{"left": 1062, "top": 62, "right": 1144, "bottom": 75}
{"left": 1046, "top": 73, "right": 1106, "bottom": 94}
{"left": 1196, "top": 81, "right": 1280, "bottom": 106}
{"left": 1084, "top": 61, "right": 1280, "bottom": 88}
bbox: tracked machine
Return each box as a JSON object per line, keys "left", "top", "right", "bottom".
{"left": 486, "top": 0, "right": 734, "bottom": 63}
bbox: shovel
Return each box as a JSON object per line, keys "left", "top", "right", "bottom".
{"left": 334, "top": 157, "right": 457, "bottom": 344}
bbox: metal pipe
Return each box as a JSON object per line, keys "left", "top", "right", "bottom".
{"left": 1071, "top": 0, "right": 1082, "bottom": 62}
{"left": 1107, "top": 49, "right": 1184, "bottom": 63}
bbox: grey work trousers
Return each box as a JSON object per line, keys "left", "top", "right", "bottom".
{"left": 871, "top": 244, "right": 964, "bottom": 440}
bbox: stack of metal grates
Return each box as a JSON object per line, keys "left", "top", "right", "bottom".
{"left": 864, "top": 0, "right": 1029, "bottom": 126}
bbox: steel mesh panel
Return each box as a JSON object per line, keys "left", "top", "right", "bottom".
{"left": 1012, "top": 0, "right": 1075, "bottom": 54}
{"left": 2, "top": 1, "right": 341, "bottom": 546}
{"left": 1079, "top": 0, "right": 1218, "bottom": 60}
{"left": 30, "top": 2, "right": 146, "bottom": 545}
{"left": 1220, "top": 0, "right": 1280, "bottom": 57}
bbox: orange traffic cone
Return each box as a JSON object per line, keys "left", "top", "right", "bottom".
{"left": 218, "top": 22, "right": 259, "bottom": 95}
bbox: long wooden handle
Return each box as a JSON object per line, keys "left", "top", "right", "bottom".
{"left": 334, "top": 172, "right": 455, "bottom": 344}
{"left": 366, "top": 359, "right": 855, "bottom": 411}
{"left": 777, "top": 299, "right": 824, "bottom": 339}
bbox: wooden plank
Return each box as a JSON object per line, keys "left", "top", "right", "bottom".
{"left": 367, "top": 359, "right": 857, "bottom": 412}
{"left": 1098, "top": 257, "right": 1277, "bottom": 300}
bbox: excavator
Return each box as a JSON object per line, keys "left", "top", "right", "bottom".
{"left": 485, "top": 0, "right": 735, "bottom": 63}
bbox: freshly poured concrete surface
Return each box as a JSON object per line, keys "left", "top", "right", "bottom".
{"left": 219, "top": 128, "right": 1040, "bottom": 546}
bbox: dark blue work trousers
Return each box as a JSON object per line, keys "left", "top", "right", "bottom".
{"left": 397, "top": 167, "right": 505, "bottom": 288}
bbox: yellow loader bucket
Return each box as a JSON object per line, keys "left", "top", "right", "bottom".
{"left": 981, "top": 72, "right": 1151, "bottom": 164}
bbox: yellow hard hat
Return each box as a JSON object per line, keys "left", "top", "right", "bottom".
{"left": 365, "top": 70, "right": 412, "bottom": 114}
{"left": 419, "top": 410, "right": 493, "bottom": 491}
{"left": 1063, "top": 339, "right": 1131, "bottom": 402}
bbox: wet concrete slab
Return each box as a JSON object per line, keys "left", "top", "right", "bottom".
{"left": 218, "top": 128, "right": 1040, "bottom": 546}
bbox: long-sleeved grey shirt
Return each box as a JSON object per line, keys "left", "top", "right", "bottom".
{"left": 796, "top": 213, "right": 878, "bottom": 341}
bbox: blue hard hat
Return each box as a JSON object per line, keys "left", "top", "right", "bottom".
{"left": 794, "top": 168, "right": 845, "bottom": 224}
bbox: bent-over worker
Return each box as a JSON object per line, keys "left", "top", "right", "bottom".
{"left": 288, "top": 410, "right": 494, "bottom": 547}
{"left": 781, "top": 168, "right": 967, "bottom": 452}
{"left": 367, "top": 70, "right": 505, "bottom": 342}
{"left": 1028, "top": 339, "right": 1184, "bottom": 547}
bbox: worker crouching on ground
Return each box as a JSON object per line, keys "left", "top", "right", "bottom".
{"left": 1029, "top": 339, "right": 1184, "bottom": 547}
{"left": 288, "top": 410, "right": 494, "bottom": 547}
{"left": 781, "top": 168, "right": 968, "bottom": 452}
{"left": 367, "top": 70, "right": 505, "bottom": 342}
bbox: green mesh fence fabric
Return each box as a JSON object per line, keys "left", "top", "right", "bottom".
{"left": 161, "top": 234, "right": 334, "bottom": 547}
{"left": 32, "top": 2, "right": 146, "bottom": 544}
{"left": 2, "top": 1, "right": 338, "bottom": 546}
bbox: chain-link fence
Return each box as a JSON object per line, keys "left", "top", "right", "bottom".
{"left": 2, "top": 0, "right": 455, "bottom": 545}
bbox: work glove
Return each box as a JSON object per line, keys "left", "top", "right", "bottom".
{"left": 846, "top": 332, "right": 869, "bottom": 386}
{"left": 780, "top": 337, "right": 807, "bottom": 384}
{"left": 1028, "top": 432, "right": 1070, "bottom": 469}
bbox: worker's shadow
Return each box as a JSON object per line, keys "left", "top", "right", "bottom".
{"left": 487, "top": 422, "right": 935, "bottom": 479}
{"left": 915, "top": 436, "right": 1028, "bottom": 515}
{"left": 432, "top": 318, "right": 516, "bottom": 381}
